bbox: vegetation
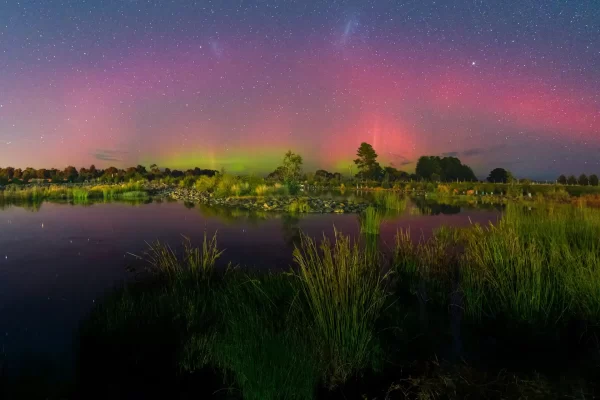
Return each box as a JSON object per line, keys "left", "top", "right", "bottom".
{"left": 354, "top": 142, "right": 382, "bottom": 180}
{"left": 2, "top": 145, "right": 598, "bottom": 201}
{"left": 288, "top": 197, "right": 311, "bottom": 213}
{"left": 0, "top": 182, "right": 149, "bottom": 203}
{"left": 69, "top": 202, "right": 600, "bottom": 399}
{"left": 461, "top": 204, "right": 600, "bottom": 325}
{"left": 360, "top": 206, "right": 384, "bottom": 235}
{"left": 487, "top": 167, "right": 513, "bottom": 183}
{"left": 415, "top": 156, "right": 477, "bottom": 182}
{"left": 5, "top": 197, "right": 598, "bottom": 398}
{"left": 293, "top": 231, "right": 387, "bottom": 386}
{"left": 373, "top": 191, "right": 406, "bottom": 211}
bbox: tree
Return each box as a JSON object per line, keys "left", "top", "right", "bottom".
{"left": 590, "top": 174, "right": 599, "bottom": 187}
{"left": 354, "top": 142, "right": 381, "bottom": 180}
{"left": 567, "top": 175, "right": 577, "bottom": 185}
{"left": 383, "top": 166, "right": 410, "bottom": 182}
{"left": 150, "top": 164, "right": 161, "bottom": 174}
{"left": 487, "top": 168, "right": 512, "bottom": 183}
{"left": 557, "top": 175, "right": 567, "bottom": 185}
{"left": 416, "top": 156, "right": 441, "bottom": 181}
{"left": 1, "top": 167, "right": 15, "bottom": 180}
{"left": 63, "top": 166, "right": 79, "bottom": 182}
{"left": 267, "top": 166, "right": 285, "bottom": 181}
{"left": 22, "top": 167, "right": 37, "bottom": 182}
{"left": 415, "top": 156, "right": 476, "bottom": 182}
{"left": 281, "top": 150, "right": 303, "bottom": 183}
{"left": 36, "top": 168, "right": 48, "bottom": 179}
{"left": 578, "top": 174, "right": 589, "bottom": 186}
{"left": 439, "top": 157, "right": 477, "bottom": 181}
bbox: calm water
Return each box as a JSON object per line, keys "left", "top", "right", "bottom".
{"left": 0, "top": 198, "right": 498, "bottom": 376}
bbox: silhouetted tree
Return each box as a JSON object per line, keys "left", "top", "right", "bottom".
{"left": 557, "top": 175, "right": 567, "bottom": 185}
{"left": 354, "top": 142, "right": 381, "bottom": 180}
{"left": 590, "top": 174, "right": 599, "bottom": 187}
{"left": 578, "top": 174, "right": 589, "bottom": 186}
{"left": 63, "top": 166, "right": 79, "bottom": 182}
{"left": 567, "top": 175, "right": 577, "bottom": 185}
{"left": 416, "top": 156, "right": 441, "bottom": 181}
{"left": 416, "top": 156, "right": 476, "bottom": 182}
{"left": 487, "top": 168, "right": 512, "bottom": 183}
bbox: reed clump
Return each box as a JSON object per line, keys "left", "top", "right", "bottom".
{"left": 360, "top": 206, "right": 384, "bottom": 235}
{"left": 293, "top": 230, "right": 387, "bottom": 387}
{"left": 460, "top": 204, "right": 600, "bottom": 325}
{"left": 288, "top": 197, "right": 311, "bottom": 213}
{"left": 145, "top": 233, "right": 223, "bottom": 282}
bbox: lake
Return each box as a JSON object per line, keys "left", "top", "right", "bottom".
{"left": 0, "top": 198, "right": 498, "bottom": 378}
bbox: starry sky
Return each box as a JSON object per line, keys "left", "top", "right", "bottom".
{"left": 0, "top": 0, "right": 598, "bottom": 179}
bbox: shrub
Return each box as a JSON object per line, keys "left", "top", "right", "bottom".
{"left": 255, "top": 184, "right": 270, "bottom": 196}
{"left": 195, "top": 176, "right": 215, "bottom": 192}
{"left": 288, "top": 198, "right": 310, "bottom": 213}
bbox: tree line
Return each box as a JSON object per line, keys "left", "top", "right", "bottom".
{"left": 0, "top": 164, "right": 219, "bottom": 185}
{"left": 1, "top": 142, "right": 597, "bottom": 186}
{"left": 557, "top": 174, "right": 599, "bottom": 186}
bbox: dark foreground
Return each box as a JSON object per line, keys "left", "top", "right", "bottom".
{"left": 1, "top": 202, "right": 600, "bottom": 399}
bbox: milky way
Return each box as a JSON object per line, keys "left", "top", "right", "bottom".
{"left": 0, "top": 0, "right": 598, "bottom": 178}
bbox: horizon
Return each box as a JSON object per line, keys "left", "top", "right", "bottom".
{"left": 0, "top": 1, "right": 599, "bottom": 180}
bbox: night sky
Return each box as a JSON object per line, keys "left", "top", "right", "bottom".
{"left": 0, "top": 0, "right": 598, "bottom": 179}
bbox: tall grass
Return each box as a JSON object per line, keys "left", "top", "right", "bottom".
{"left": 360, "top": 206, "right": 384, "bottom": 235}
{"left": 293, "top": 231, "right": 387, "bottom": 386}
{"left": 71, "top": 187, "right": 89, "bottom": 202}
{"left": 0, "top": 183, "right": 148, "bottom": 203}
{"left": 145, "top": 233, "right": 223, "bottom": 281}
{"left": 201, "top": 273, "right": 319, "bottom": 400}
{"left": 288, "top": 197, "right": 311, "bottom": 213}
{"left": 393, "top": 227, "right": 457, "bottom": 305}
{"left": 461, "top": 204, "right": 600, "bottom": 325}
{"left": 374, "top": 191, "right": 407, "bottom": 212}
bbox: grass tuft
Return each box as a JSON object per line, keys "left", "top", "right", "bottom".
{"left": 293, "top": 230, "right": 387, "bottom": 387}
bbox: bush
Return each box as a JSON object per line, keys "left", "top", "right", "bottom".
{"left": 285, "top": 181, "right": 301, "bottom": 195}
{"left": 195, "top": 176, "right": 215, "bottom": 192}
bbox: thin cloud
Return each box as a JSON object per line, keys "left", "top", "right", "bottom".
{"left": 462, "top": 148, "right": 484, "bottom": 156}
{"left": 92, "top": 149, "right": 128, "bottom": 162}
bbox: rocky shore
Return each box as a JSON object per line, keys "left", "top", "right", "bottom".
{"left": 162, "top": 187, "right": 370, "bottom": 213}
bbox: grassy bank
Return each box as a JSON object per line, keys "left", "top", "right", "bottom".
{"left": 69, "top": 202, "right": 600, "bottom": 399}
{"left": 0, "top": 182, "right": 149, "bottom": 203}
